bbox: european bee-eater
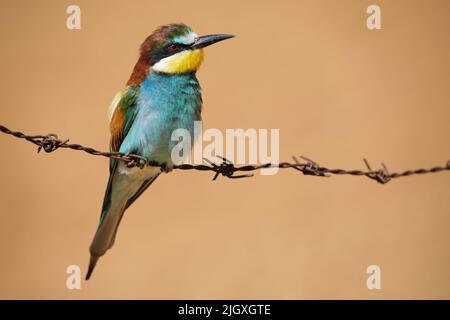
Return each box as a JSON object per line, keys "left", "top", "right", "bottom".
{"left": 86, "top": 23, "right": 234, "bottom": 280}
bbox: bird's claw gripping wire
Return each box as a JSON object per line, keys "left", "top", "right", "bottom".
{"left": 159, "top": 162, "right": 173, "bottom": 173}
{"left": 363, "top": 158, "right": 391, "bottom": 184}
{"left": 36, "top": 134, "right": 69, "bottom": 153}
{"left": 125, "top": 154, "right": 147, "bottom": 169}
{"left": 293, "top": 155, "right": 329, "bottom": 177}
{"left": 203, "top": 156, "right": 254, "bottom": 180}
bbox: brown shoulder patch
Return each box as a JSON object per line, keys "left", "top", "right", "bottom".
{"left": 109, "top": 106, "right": 125, "bottom": 152}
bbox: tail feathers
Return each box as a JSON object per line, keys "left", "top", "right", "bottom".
{"left": 107, "top": 174, "right": 160, "bottom": 250}
{"left": 85, "top": 255, "right": 99, "bottom": 280}
{"left": 85, "top": 170, "right": 160, "bottom": 280}
{"left": 86, "top": 205, "right": 125, "bottom": 280}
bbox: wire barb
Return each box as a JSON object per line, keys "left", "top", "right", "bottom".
{"left": 203, "top": 156, "right": 254, "bottom": 180}
{"left": 36, "top": 134, "right": 69, "bottom": 153}
{"left": 363, "top": 158, "right": 391, "bottom": 184}
{"left": 292, "top": 156, "right": 330, "bottom": 177}
{"left": 0, "top": 124, "right": 449, "bottom": 184}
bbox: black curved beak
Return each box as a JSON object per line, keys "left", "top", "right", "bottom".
{"left": 191, "top": 34, "right": 235, "bottom": 49}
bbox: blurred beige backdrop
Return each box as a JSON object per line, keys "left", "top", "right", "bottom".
{"left": 0, "top": 0, "right": 449, "bottom": 299}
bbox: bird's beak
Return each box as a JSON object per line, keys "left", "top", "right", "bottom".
{"left": 191, "top": 34, "right": 235, "bottom": 49}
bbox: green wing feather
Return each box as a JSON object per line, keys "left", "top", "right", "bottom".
{"left": 101, "top": 86, "right": 140, "bottom": 220}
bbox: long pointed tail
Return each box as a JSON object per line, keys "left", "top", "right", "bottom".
{"left": 85, "top": 167, "right": 160, "bottom": 280}
{"left": 86, "top": 201, "right": 126, "bottom": 280}
{"left": 86, "top": 255, "right": 99, "bottom": 280}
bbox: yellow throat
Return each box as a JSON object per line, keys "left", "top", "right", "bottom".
{"left": 152, "top": 49, "right": 204, "bottom": 74}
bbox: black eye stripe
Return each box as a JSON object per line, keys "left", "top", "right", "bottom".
{"left": 149, "top": 42, "right": 190, "bottom": 65}
{"left": 169, "top": 43, "right": 189, "bottom": 49}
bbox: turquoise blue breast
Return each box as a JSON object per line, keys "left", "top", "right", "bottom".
{"left": 120, "top": 71, "right": 202, "bottom": 164}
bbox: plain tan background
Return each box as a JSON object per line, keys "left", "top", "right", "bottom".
{"left": 0, "top": 0, "right": 449, "bottom": 299}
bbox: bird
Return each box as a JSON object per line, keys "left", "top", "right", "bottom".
{"left": 85, "top": 23, "right": 234, "bottom": 280}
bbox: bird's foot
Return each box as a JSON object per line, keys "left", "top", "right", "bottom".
{"left": 160, "top": 162, "right": 173, "bottom": 174}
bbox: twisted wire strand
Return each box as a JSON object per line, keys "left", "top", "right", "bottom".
{"left": 1, "top": 124, "right": 448, "bottom": 183}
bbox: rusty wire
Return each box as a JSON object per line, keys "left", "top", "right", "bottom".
{"left": 0, "top": 124, "right": 449, "bottom": 184}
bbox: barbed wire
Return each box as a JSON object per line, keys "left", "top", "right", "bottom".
{"left": 0, "top": 124, "right": 449, "bottom": 184}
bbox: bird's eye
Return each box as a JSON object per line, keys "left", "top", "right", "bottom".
{"left": 168, "top": 44, "right": 181, "bottom": 52}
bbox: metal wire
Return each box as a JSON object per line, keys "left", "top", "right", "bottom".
{"left": 0, "top": 124, "right": 448, "bottom": 184}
